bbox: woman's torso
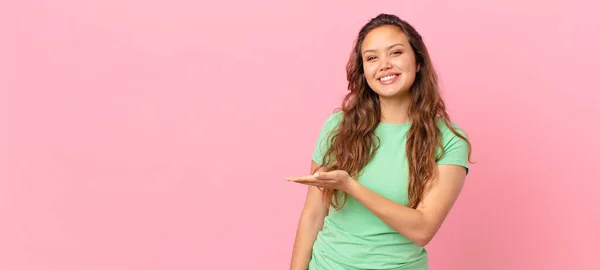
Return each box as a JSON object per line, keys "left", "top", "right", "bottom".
{"left": 309, "top": 121, "right": 429, "bottom": 270}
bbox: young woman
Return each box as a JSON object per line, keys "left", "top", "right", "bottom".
{"left": 287, "top": 14, "right": 473, "bottom": 270}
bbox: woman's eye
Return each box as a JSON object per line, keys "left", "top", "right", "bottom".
{"left": 367, "top": 56, "right": 376, "bottom": 61}
{"left": 392, "top": 51, "right": 403, "bottom": 55}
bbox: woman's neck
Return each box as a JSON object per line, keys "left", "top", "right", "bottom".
{"left": 379, "top": 95, "right": 411, "bottom": 124}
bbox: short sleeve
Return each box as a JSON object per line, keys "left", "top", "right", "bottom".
{"left": 312, "top": 111, "right": 343, "bottom": 165}
{"left": 436, "top": 122, "right": 471, "bottom": 174}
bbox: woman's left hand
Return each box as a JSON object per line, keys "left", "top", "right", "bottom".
{"left": 286, "top": 170, "right": 355, "bottom": 193}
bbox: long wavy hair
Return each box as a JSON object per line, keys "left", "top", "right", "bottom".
{"left": 318, "top": 14, "right": 472, "bottom": 209}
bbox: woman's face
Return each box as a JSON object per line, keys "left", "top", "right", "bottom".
{"left": 361, "top": 25, "right": 419, "bottom": 99}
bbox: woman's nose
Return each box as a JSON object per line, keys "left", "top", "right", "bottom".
{"left": 379, "top": 57, "right": 392, "bottom": 70}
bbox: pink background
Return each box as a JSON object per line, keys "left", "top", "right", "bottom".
{"left": 2, "top": 0, "right": 599, "bottom": 269}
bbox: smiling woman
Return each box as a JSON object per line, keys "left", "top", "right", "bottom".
{"left": 362, "top": 27, "right": 419, "bottom": 101}
{"left": 287, "top": 13, "right": 472, "bottom": 270}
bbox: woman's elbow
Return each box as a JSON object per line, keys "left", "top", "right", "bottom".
{"left": 412, "top": 228, "right": 437, "bottom": 247}
{"left": 414, "top": 235, "right": 433, "bottom": 247}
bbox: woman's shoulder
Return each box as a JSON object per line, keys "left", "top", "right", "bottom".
{"left": 434, "top": 117, "right": 471, "bottom": 171}
{"left": 320, "top": 110, "right": 344, "bottom": 129}
{"left": 435, "top": 118, "right": 468, "bottom": 141}
{"left": 326, "top": 110, "right": 344, "bottom": 122}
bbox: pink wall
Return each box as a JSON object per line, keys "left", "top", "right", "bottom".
{"left": 2, "top": 0, "right": 598, "bottom": 269}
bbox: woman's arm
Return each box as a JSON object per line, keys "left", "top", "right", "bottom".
{"left": 346, "top": 164, "right": 467, "bottom": 246}
{"left": 289, "top": 161, "right": 329, "bottom": 270}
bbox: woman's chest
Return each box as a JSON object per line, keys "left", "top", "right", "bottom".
{"left": 357, "top": 139, "right": 410, "bottom": 205}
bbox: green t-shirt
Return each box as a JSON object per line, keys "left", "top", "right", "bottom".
{"left": 308, "top": 111, "right": 470, "bottom": 270}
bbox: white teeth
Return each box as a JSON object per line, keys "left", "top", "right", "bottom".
{"left": 380, "top": 75, "right": 397, "bottom": 81}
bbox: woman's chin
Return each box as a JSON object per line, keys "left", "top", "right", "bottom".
{"left": 375, "top": 88, "right": 409, "bottom": 99}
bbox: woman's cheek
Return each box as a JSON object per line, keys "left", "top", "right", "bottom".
{"left": 364, "top": 64, "right": 377, "bottom": 78}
